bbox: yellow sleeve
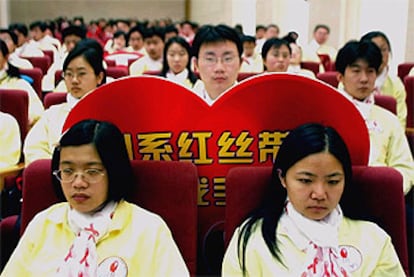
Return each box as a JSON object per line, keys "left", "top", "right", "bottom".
{"left": 0, "top": 113, "right": 21, "bottom": 168}
{"left": 369, "top": 235, "right": 406, "bottom": 277}
{"left": 222, "top": 228, "right": 245, "bottom": 277}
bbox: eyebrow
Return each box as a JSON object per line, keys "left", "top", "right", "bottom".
{"left": 295, "top": 171, "right": 344, "bottom": 178}
{"left": 59, "top": 161, "right": 104, "bottom": 167}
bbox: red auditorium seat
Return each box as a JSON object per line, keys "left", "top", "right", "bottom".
{"left": 225, "top": 165, "right": 410, "bottom": 276}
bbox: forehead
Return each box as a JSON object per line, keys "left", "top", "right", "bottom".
{"left": 168, "top": 42, "right": 185, "bottom": 51}
{"left": 347, "top": 58, "right": 372, "bottom": 69}
{"left": 199, "top": 40, "right": 238, "bottom": 56}
{"left": 64, "top": 34, "right": 82, "bottom": 42}
{"left": 66, "top": 56, "right": 92, "bottom": 69}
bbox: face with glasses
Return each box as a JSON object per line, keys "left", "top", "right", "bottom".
{"left": 56, "top": 144, "right": 108, "bottom": 213}
{"left": 63, "top": 56, "right": 104, "bottom": 99}
{"left": 195, "top": 40, "right": 241, "bottom": 100}
{"left": 263, "top": 44, "right": 291, "bottom": 72}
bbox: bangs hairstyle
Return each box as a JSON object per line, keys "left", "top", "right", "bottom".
{"left": 335, "top": 40, "right": 382, "bottom": 75}
{"left": 261, "top": 38, "right": 292, "bottom": 60}
{"left": 62, "top": 38, "right": 106, "bottom": 85}
{"left": 191, "top": 24, "right": 243, "bottom": 58}
{"left": 237, "top": 123, "right": 358, "bottom": 273}
{"left": 52, "top": 119, "right": 134, "bottom": 202}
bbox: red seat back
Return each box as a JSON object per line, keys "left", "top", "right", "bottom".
{"left": 374, "top": 94, "right": 397, "bottom": 115}
{"left": 22, "top": 55, "right": 51, "bottom": 75}
{"left": 0, "top": 89, "right": 29, "bottom": 143}
{"left": 224, "top": 165, "right": 409, "bottom": 276}
{"left": 404, "top": 76, "right": 414, "bottom": 128}
{"left": 43, "top": 92, "right": 67, "bottom": 109}
{"left": 106, "top": 66, "right": 129, "bottom": 79}
{"left": 19, "top": 68, "right": 44, "bottom": 100}
{"left": 21, "top": 159, "right": 198, "bottom": 275}
{"left": 317, "top": 71, "right": 339, "bottom": 88}
{"left": 398, "top": 63, "right": 414, "bottom": 82}
{"left": 237, "top": 72, "right": 260, "bottom": 82}
{"left": 300, "top": 61, "right": 320, "bottom": 76}
{"left": 42, "top": 50, "right": 54, "bottom": 65}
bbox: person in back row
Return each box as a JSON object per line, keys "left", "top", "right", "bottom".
{"left": 222, "top": 123, "right": 404, "bottom": 276}
{"left": 129, "top": 26, "right": 165, "bottom": 76}
{"left": 2, "top": 119, "right": 189, "bottom": 276}
{"left": 360, "top": 31, "right": 407, "bottom": 129}
{"left": 159, "top": 36, "right": 198, "bottom": 89}
{"left": 192, "top": 24, "right": 242, "bottom": 105}
{"left": 24, "top": 39, "right": 106, "bottom": 165}
{"left": 336, "top": 40, "right": 414, "bottom": 195}
{"left": 0, "top": 39, "right": 43, "bottom": 126}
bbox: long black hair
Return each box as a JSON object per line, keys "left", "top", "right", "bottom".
{"left": 160, "top": 36, "right": 198, "bottom": 85}
{"left": 0, "top": 39, "right": 20, "bottom": 78}
{"left": 237, "top": 123, "right": 362, "bottom": 274}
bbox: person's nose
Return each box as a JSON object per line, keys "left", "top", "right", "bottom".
{"left": 310, "top": 182, "right": 327, "bottom": 200}
{"left": 72, "top": 173, "right": 88, "bottom": 189}
{"left": 360, "top": 71, "right": 369, "bottom": 82}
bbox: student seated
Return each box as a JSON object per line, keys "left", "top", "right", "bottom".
{"left": 336, "top": 40, "right": 414, "bottom": 195}
{"left": 222, "top": 123, "right": 405, "bottom": 276}
{"left": 24, "top": 38, "right": 105, "bottom": 165}
{"left": 2, "top": 119, "right": 189, "bottom": 276}
{"left": 159, "top": 36, "right": 198, "bottom": 89}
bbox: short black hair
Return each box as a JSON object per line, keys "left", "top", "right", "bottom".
{"left": 61, "top": 25, "right": 87, "bottom": 41}
{"left": 0, "top": 28, "right": 18, "bottom": 45}
{"left": 52, "top": 119, "right": 135, "bottom": 202}
{"left": 192, "top": 24, "right": 242, "bottom": 58}
{"left": 335, "top": 40, "right": 382, "bottom": 75}
{"left": 360, "top": 31, "right": 392, "bottom": 53}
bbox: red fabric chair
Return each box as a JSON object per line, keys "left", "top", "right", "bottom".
{"left": 19, "top": 159, "right": 198, "bottom": 275}
{"left": 237, "top": 72, "right": 260, "bottom": 82}
{"left": 19, "top": 68, "right": 44, "bottom": 100}
{"left": 106, "top": 66, "right": 129, "bottom": 79}
{"left": 54, "top": 69, "right": 63, "bottom": 87}
{"left": 374, "top": 94, "right": 397, "bottom": 115}
{"left": 404, "top": 76, "right": 414, "bottom": 128}
{"left": 105, "top": 59, "right": 116, "bottom": 67}
{"left": 224, "top": 165, "right": 409, "bottom": 276}
{"left": 398, "top": 63, "right": 414, "bottom": 82}
{"left": 300, "top": 61, "right": 320, "bottom": 76}
{"left": 41, "top": 50, "right": 54, "bottom": 65}
{"left": 0, "top": 89, "right": 29, "bottom": 143}
{"left": 317, "top": 54, "right": 333, "bottom": 72}
{"left": 22, "top": 56, "right": 51, "bottom": 75}
{"left": 142, "top": 70, "right": 161, "bottom": 76}
{"left": 317, "top": 71, "right": 339, "bottom": 88}
{"left": 42, "top": 92, "right": 67, "bottom": 109}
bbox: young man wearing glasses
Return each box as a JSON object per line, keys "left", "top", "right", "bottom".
{"left": 192, "top": 24, "right": 242, "bottom": 105}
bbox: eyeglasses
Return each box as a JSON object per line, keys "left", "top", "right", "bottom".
{"left": 53, "top": 168, "right": 105, "bottom": 184}
{"left": 201, "top": 55, "right": 238, "bottom": 66}
{"left": 62, "top": 71, "right": 91, "bottom": 81}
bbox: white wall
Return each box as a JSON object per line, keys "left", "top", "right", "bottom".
{"left": 358, "top": 0, "right": 409, "bottom": 74}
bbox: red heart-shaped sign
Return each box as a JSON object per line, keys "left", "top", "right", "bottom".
{"left": 64, "top": 73, "right": 369, "bottom": 272}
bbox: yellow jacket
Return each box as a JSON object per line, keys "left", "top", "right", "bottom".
{"left": 23, "top": 102, "right": 71, "bottom": 165}
{"left": 380, "top": 75, "right": 407, "bottom": 129}
{"left": 0, "top": 75, "right": 44, "bottom": 125}
{"left": 222, "top": 217, "right": 405, "bottom": 276}
{"left": 368, "top": 105, "right": 414, "bottom": 194}
{"left": 1, "top": 201, "right": 189, "bottom": 277}
{"left": 0, "top": 112, "right": 21, "bottom": 169}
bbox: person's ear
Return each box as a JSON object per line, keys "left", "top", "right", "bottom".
{"left": 193, "top": 56, "right": 199, "bottom": 72}
{"left": 96, "top": 71, "right": 104, "bottom": 85}
{"left": 336, "top": 72, "right": 343, "bottom": 84}
{"left": 277, "top": 169, "right": 287, "bottom": 188}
